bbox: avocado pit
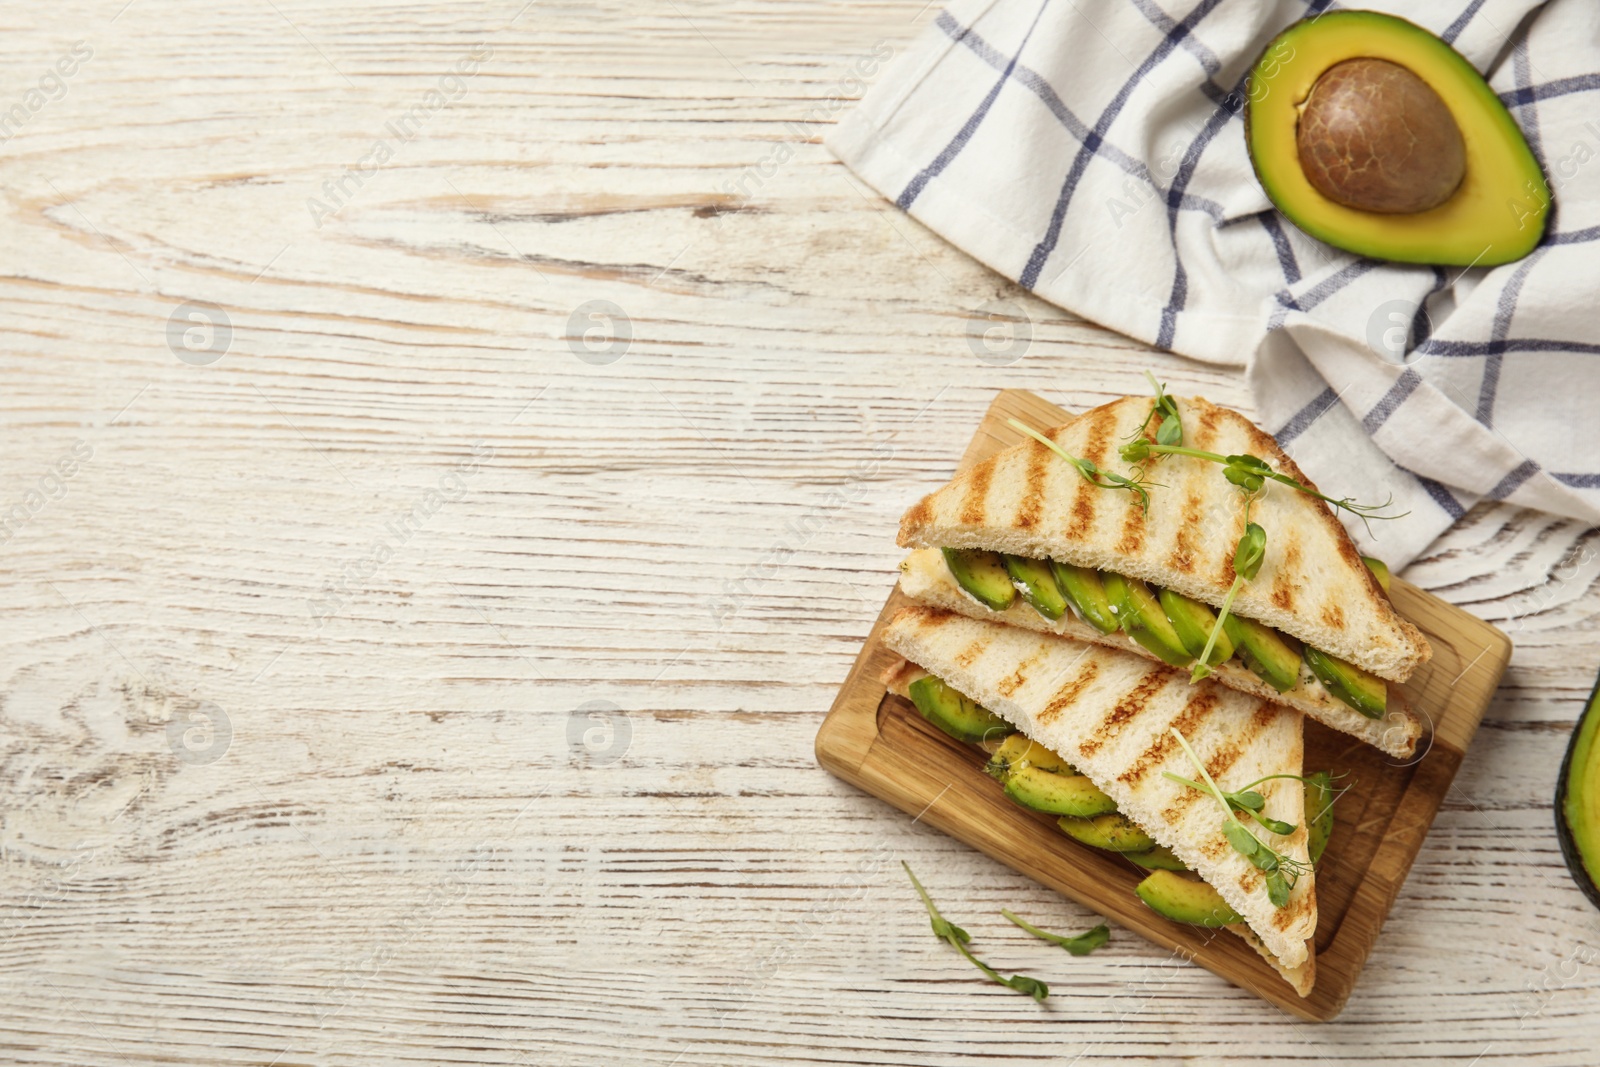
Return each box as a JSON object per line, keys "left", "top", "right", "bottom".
{"left": 1295, "top": 57, "right": 1466, "bottom": 214}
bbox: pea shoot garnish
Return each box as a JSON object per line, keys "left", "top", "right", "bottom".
{"left": 902, "top": 863, "right": 1049, "bottom": 1001}
{"left": 1190, "top": 507, "right": 1265, "bottom": 684}
{"left": 1002, "top": 910, "right": 1110, "bottom": 956}
{"left": 1007, "top": 418, "right": 1154, "bottom": 515}
{"left": 1167, "top": 729, "right": 1311, "bottom": 908}
{"left": 1125, "top": 370, "right": 1183, "bottom": 448}
{"left": 1162, "top": 770, "right": 1314, "bottom": 837}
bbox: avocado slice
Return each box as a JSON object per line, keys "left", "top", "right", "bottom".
{"left": 1101, "top": 573, "right": 1193, "bottom": 668}
{"left": 1158, "top": 589, "right": 1235, "bottom": 666}
{"left": 1557, "top": 668, "right": 1600, "bottom": 912}
{"left": 941, "top": 547, "right": 1015, "bottom": 612}
{"left": 1245, "top": 11, "right": 1547, "bottom": 266}
{"left": 906, "top": 674, "right": 1015, "bottom": 745}
{"left": 1050, "top": 561, "right": 1119, "bottom": 634}
{"left": 1003, "top": 555, "right": 1068, "bottom": 621}
{"left": 1306, "top": 771, "right": 1335, "bottom": 865}
{"left": 1303, "top": 646, "right": 1387, "bottom": 719}
{"left": 1362, "top": 555, "right": 1392, "bottom": 592}
{"left": 986, "top": 734, "right": 1074, "bottom": 777}
{"left": 1126, "top": 845, "right": 1189, "bottom": 872}
{"left": 1057, "top": 812, "right": 1156, "bottom": 853}
{"left": 1000, "top": 764, "right": 1119, "bottom": 818}
{"left": 1135, "top": 870, "right": 1242, "bottom": 927}
{"left": 1222, "top": 614, "right": 1303, "bottom": 693}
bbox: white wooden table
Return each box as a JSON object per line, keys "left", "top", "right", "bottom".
{"left": 3, "top": 2, "right": 1598, "bottom": 1062}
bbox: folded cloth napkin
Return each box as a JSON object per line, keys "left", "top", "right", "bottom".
{"left": 829, "top": 0, "right": 1600, "bottom": 567}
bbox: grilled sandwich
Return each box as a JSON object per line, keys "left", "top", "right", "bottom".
{"left": 883, "top": 604, "right": 1319, "bottom": 995}
{"left": 896, "top": 394, "right": 1430, "bottom": 758}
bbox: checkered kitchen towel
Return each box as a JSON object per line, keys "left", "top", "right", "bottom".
{"left": 829, "top": 0, "right": 1600, "bottom": 567}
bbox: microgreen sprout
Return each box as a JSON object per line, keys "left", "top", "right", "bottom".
{"left": 1118, "top": 438, "right": 1407, "bottom": 535}
{"left": 1008, "top": 417, "right": 1154, "bottom": 514}
{"left": 1191, "top": 508, "right": 1266, "bottom": 684}
{"left": 1126, "top": 371, "right": 1184, "bottom": 448}
{"left": 1167, "top": 729, "right": 1311, "bottom": 908}
{"left": 1001, "top": 911, "right": 1110, "bottom": 956}
{"left": 903, "top": 863, "right": 1049, "bottom": 1000}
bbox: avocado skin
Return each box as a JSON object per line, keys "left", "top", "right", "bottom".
{"left": 1556, "top": 666, "right": 1600, "bottom": 913}
{"left": 1126, "top": 845, "right": 1189, "bottom": 872}
{"left": 1102, "top": 573, "right": 1193, "bottom": 668}
{"left": 1051, "top": 561, "right": 1120, "bottom": 634}
{"left": 906, "top": 674, "right": 1015, "bottom": 745}
{"left": 1000, "top": 764, "right": 1118, "bottom": 817}
{"left": 1057, "top": 812, "right": 1157, "bottom": 853}
{"left": 986, "top": 734, "right": 1073, "bottom": 777}
{"left": 1003, "top": 554, "right": 1068, "bottom": 621}
{"left": 1135, "top": 870, "right": 1242, "bottom": 927}
{"left": 1304, "top": 647, "right": 1387, "bottom": 719}
{"left": 1159, "top": 588, "right": 1236, "bottom": 665}
{"left": 1223, "top": 614, "right": 1303, "bottom": 693}
{"left": 1305, "top": 771, "right": 1335, "bottom": 864}
{"left": 941, "top": 547, "right": 1016, "bottom": 612}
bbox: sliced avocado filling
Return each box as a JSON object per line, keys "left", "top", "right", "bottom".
{"left": 1305, "top": 771, "right": 1335, "bottom": 864}
{"left": 906, "top": 674, "right": 1016, "bottom": 744}
{"left": 986, "top": 734, "right": 1075, "bottom": 776}
{"left": 1303, "top": 647, "right": 1387, "bottom": 719}
{"left": 1136, "top": 869, "right": 1242, "bottom": 927}
{"left": 1000, "top": 764, "right": 1119, "bottom": 817}
{"left": 1057, "top": 812, "right": 1156, "bottom": 852}
{"left": 940, "top": 550, "right": 1384, "bottom": 718}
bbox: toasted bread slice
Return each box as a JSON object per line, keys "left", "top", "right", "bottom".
{"left": 883, "top": 604, "right": 1317, "bottom": 972}
{"left": 899, "top": 547, "right": 1423, "bottom": 758}
{"left": 896, "top": 395, "right": 1431, "bottom": 682}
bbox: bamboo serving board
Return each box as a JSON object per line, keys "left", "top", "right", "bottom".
{"left": 815, "top": 388, "right": 1512, "bottom": 1021}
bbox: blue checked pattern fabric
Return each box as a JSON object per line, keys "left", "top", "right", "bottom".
{"left": 829, "top": 0, "right": 1600, "bottom": 567}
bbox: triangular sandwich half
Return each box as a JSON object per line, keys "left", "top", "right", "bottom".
{"left": 882, "top": 604, "right": 1318, "bottom": 994}
{"left": 896, "top": 394, "right": 1429, "bottom": 758}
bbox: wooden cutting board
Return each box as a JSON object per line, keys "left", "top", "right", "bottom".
{"left": 814, "top": 388, "right": 1512, "bottom": 1021}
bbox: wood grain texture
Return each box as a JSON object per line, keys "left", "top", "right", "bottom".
{"left": 816, "top": 389, "right": 1512, "bottom": 1020}
{"left": 0, "top": 0, "right": 1597, "bottom": 1063}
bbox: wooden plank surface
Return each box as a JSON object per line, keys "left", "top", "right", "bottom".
{"left": 1, "top": 1, "right": 1598, "bottom": 1063}
{"left": 815, "top": 388, "right": 1512, "bottom": 1020}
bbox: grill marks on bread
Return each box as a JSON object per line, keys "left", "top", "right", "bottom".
{"left": 1079, "top": 666, "right": 1170, "bottom": 758}
{"left": 1035, "top": 660, "right": 1101, "bottom": 725}
{"left": 959, "top": 462, "right": 993, "bottom": 525}
{"left": 1016, "top": 441, "right": 1048, "bottom": 529}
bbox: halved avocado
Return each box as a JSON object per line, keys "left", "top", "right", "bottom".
{"left": 1000, "top": 764, "right": 1118, "bottom": 817}
{"left": 1306, "top": 771, "right": 1335, "bottom": 865}
{"left": 1003, "top": 554, "right": 1067, "bottom": 621}
{"left": 1223, "top": 614, "right": 1303, "bottom": 693}
{"left": 1246, "top": 11, "right": 1548, "bottom": 266}
{"left": 1304, "top": 646, "right": 1387, "bottom": 719}
{"left": 986, "top": 734, "right": 1074, "bottom": 777}
{"left": 1051, "top": 561, "right": 1119, "bottom": 634}
{"left": 1057, "top": 812, "right": 1156, "bottom": 853}
{"left": 1102, "top": 573, "right": 1193, "bottom": 668}
{"left": 1159, "top": 589, "right": 1235, "bottom": 666}
{"left": 1556, "top": 668, "right": 1600, "bottom": 912}
{"left": 1362, "top": 555, "right": 1392, "bottom": 593}
{"left": 1126, "top": 845, "right": 1189, "bottom": 872}
{"left": 907, "top": 674, "right": 1015, "bottom": 745}
{"left": 1135, "top": 870, "right": 1242, "bottom": 927}
{"left": 941, "top": 547, "right": 1015, "bottom": 612}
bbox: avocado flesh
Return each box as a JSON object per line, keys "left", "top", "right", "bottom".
{"left": 1159, "top": 589, "right": 1236, "bottom": 666}
{"left": 1304, "top": 646, "right": 1387, "bottom": 719}
{"left": 987, "top": 734, "right": 1074, "bottom": 777}
{"left": 1001, "top": 764, "right": 1118, "bottom": 817}
{"left": 1306, "top": 771, "right": 1335, "bottom": 865}
{"left": 941, "top": 547, "right": 1015, "bottom": 612}
{"left": 1101, "top": 573, "right": 1193, "bottom": 668}
{"left": 1245, "top": 11, "right": 1547, "bottom": 266}
{"left": 1362, "top": 555, "right": 1392, "bottom": 592}
{"left": 1557, "top": 669, "right": 1600, "bottom": 912}
{"left": 1223, "top": 614, "right": 1303, "bottom": 693}
{"left": 1003, "top": 554, "right": 1068, "bottom": 621}
{"left": 1135, "top": 870, "right": 1242, "bottom": 927}
{"left": 1126, "top": 845, "right": 1189, "bottom": 872}
{"left": 1057, "top": 812, "right": 1156, "bottom": 853}
{"left": 906, "top": 674, "right": 1015, "bottom": 745}
{"left": 1050, "top": 561, "right": 1120, "bottom": 634}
